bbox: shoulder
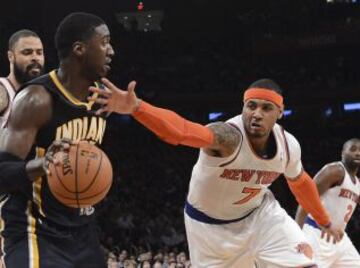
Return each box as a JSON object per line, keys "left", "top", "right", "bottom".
{"left": 319, "top": 162, "right": 345, "bottom": 178}
{"left": 206, "top": 121, "right": 242, "bottom": 142}
{"left": 0, "top": 81, "right": 10, "bottom": 114}
{"left": 0, "top": 81, "right": 8, "bottom": 96}
{"left": 10, "top": 84, "right": 52, "bottom": 128}
{"left": 281, "top": 129, "right": 301, "bottom": 154}
{"left": 203, "top": 121, "right": 242, "bottom": 157}
{"left": 14, "top": 84, "right": 52, "bottom": 109}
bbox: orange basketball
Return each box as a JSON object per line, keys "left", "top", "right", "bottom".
{"left": 47, "top": 141, "right": 113, "bottom": 208}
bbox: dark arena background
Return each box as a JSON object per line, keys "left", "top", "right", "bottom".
{"left": 0, "top": 0, "right": 359, "bottom": 267}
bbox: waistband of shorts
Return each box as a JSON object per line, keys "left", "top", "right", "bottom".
{"left": 185, "top": 200, "right": 256, "bottom": 225}
{"left": 305, "top": 216, "right": 320, "bottom": 230}
{"left": 32, "top": 206, "right": 92, "bottom": 234}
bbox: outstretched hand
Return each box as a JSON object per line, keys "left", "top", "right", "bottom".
{"left": 88, "top": 78, "right": 139, "bottom": 115}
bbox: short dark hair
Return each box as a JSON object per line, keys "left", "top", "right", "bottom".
{"left": 55, "top": 12, "right": 105, "bottom": 60}
{"left": 248, "top": 78, "right": 283, "bottom": 95}
{"left": 343, "top": 138, "right": 360, "bottom": 151}
{"left": 8, "top": 29, "right": 40, "bottom": 50}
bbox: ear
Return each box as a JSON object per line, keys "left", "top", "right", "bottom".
{"left": 278, "top": 107, "right": 284, "bottom": 120}
{"left": 72, "top": 41, "right": 86, "bottom": 57}
{"left": 7, "top": 50, "right": 14, "bottom": 64}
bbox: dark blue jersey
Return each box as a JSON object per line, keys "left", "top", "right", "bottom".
{"left": 1, "top": 70, "right": 109, "bottom": 239}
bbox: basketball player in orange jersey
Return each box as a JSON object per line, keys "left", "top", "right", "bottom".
{"left": 296, "top": 138, "right": 360, "bottom": 267}
{"left": 0, "top": 29, "right": 44, "bottom": 126}
{"left": 89, "top": 78, "right": 344, "bottom": 267}
{"left": 0, "top": 12, "right": 114, "bottom": 267}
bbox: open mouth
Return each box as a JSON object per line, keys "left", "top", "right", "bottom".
{"left": 250, "top": 122, "right": 262, "bottom": 129}
{"left": 27, "top": 63, "right": 42, "bottom": 76}
{"left": 103, "top": 58, "right": 112, "bottom": 72}
{"left": 29, "top": 67, "right": 41, "bottom": 74}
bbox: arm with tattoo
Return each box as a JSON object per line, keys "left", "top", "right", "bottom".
{"left": 204, "top": 122, "right": 242, "bottom": 157}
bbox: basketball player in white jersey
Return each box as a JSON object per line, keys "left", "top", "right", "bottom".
{"left": 0, "top": 29, "right": 44, "bottom": 125}
{"left": 0, "top": 29, "right": 44, "bottom": 268}
{"left": 296, "top": 138, "right": 360, "bottom": 267}
{"left": 88, "top": 78, "right": 344, "bottom": 267}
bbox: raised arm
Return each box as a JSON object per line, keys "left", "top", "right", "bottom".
{"left": 89, "top": 78, "right": 241, "bottom": 157}
{"left": 0, "top": 85, "right": 52, "bottom": 193}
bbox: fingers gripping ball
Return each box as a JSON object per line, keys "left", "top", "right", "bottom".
{"left": 47, "top": 141, "right": 113, "bottom": 208}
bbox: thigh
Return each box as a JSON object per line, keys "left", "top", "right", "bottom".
{"left": 74, "top": 225, "right": 106, "bottom": 268}
{"left": 4, "top": 233, "right": 73, "bottom": 268}
{"left": 254, "top": 196, "right": 316, "bottom": 267}
{"left": 302, "top": 224, "right": 335, "bottom": 268}
{"left": 334, "top": 233, "right": 360, "bottom": 268}
{"left": 184, "top": 213, "right": 255, "bottom": 268}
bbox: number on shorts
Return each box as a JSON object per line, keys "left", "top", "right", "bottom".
{"left": 344, "top": 204, "right": 353, "bottom": 223}
{"left": 233, "top": 187, "right": 261, "bottom": 205}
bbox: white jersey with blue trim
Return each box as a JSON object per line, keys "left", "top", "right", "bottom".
{"left": 187, "top": 114, "right": 303, "bottom": 220}
{"left": 317, "top": 162, "right": 359, "bottom": 228}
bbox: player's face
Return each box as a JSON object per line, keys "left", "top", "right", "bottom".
{"left": 8, "top": 36, "right": 44, "bottom": 84}
{"left": 242, "top": 99, "right": 282, "bottom": 138}
{"left": 342, "top": 141, "right": 360, "bottom": 167}
{"left": 84, "top": 24, "right": 114, "bottom": 79}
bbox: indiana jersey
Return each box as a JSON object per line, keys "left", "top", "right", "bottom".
{"left": 315, "top": 162, "right": 359, "bottom": 228}
{"left": 0, "top": 77, "right": 16, "bottom": 126}
{"left": 0, "top": 70, "right": 108, "bottom": 240}
{"left": 187, "top": 114, "right": 303, "bottom": 220}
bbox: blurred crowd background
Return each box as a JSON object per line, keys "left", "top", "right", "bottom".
{"left": 0, "top": 0, "right": 359, "bottom": 267}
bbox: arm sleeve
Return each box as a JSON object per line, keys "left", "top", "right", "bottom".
{"left": 0, "top": 152, "right": 31, "bottom": 194}
{"left": 132, "top": 101, "right": 214, "bottom": 148}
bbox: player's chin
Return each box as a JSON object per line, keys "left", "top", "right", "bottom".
{"left": 96, "top": 66, "right": 110, "bottom": 78}
{"left": 248, "top": 130, "right": 264, "bottom": 138}
{"left": 102, "top": 64, "right": 111, "bottom": 75}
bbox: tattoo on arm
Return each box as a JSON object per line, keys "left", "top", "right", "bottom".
{"left": 207, "top": 122, "right": 241, "bottom": 151}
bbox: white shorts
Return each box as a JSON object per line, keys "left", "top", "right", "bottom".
{"left": 303, "top": 223, "right": 360, "bottom": 268}
{"left": 185, "top": 192, "right": 316, "bottom": 268}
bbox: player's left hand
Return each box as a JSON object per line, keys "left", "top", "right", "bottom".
{"left": 88, "top": 78, "right": 138, "bottom": 115}
{"left": 320, "top": 224, "right": 344, "bottom": 244}
{"left": 43, "top": 138, "right": 76, "bottom": 176}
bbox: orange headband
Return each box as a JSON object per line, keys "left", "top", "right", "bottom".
{"left": 243, "top": 87, "right": 283, "bottom": 108}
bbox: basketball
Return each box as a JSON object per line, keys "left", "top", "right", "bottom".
{"left": 47, "top": 141, "right": 113, "bottom": 208}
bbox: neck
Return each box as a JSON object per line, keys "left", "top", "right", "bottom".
{"left": 249, "top": 135, "right": 269, "bottom": 155}
{"left": 7, "top": 73, "right": 21, "bottom": 92}
{"left": 57, "top": 62, "right": 93, "bottom": 102}
{"left": 343, "top": 161, "right": 358, "bottom": 177}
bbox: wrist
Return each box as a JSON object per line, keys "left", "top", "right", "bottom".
{"left": 132, "top": 98, "right": 142, "bottom": 114}
{"left": 26, "top": 158, "right": 46, "bottom": 180}
{"left": 320, "top": 221, "right": 332, "bottom": 229}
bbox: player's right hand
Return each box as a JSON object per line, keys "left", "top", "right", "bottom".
{"left": 88, "top": 78, "right": 138, "bottom": 115}
{"left": 320, "top": 224, "right": 344, "bottom": 244}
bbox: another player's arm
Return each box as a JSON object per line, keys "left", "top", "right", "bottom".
{"left": 295, "top": 164, "right": 344, "bottom": 228}
{"left": 0, "top": 85, "right": 52, "bottom": 193}
{"left": 88, "top": 78, "right": 241, "bottom": 157}
{"left": 283, "top": 134, "right": 343, "bottom": 242}
{"left": 0, "top": 84, "right": 10, "bottom": 116}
